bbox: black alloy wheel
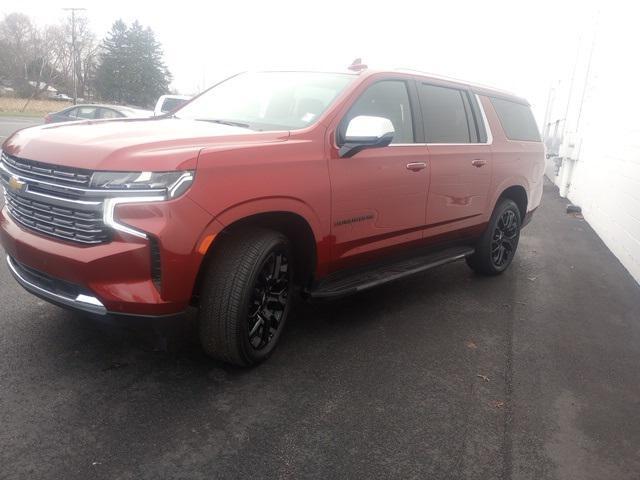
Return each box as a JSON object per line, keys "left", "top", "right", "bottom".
{"left": 198, "top": 227, "right": 293, "bottom": 366}
{"left": 466, "top": 198, "right": 521, "bottom": 275}
{"left": 491, "top": 209, "right": 519, "bottom": 268}
{"left": 247, "top": 251, "right": 290, "bottom": 350}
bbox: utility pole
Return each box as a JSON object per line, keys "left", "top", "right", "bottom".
{"left": 63, "top": 7, "right": 86, "bottom": 105}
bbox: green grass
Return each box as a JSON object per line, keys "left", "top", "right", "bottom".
{"left": 0, "top": 97, "right": 71, "bottom": 118}
{"left": 0, "top": 110, "right": 46, "bottom": 118}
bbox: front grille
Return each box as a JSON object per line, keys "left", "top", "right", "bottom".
{"left": 1, "top": 152, "right": 110, "bottom": 245}
{"left": 4, "top": 189, "right": 110, "bottom": 244}
{"left": 1, "top": 152, "right": 92, "bottom": 186}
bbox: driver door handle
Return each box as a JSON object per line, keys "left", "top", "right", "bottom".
{"left": 406, "top": 162, "right": 427, "bottom": 172}
{"left": 471, "top": 158, "right": 487, "bottom": 168}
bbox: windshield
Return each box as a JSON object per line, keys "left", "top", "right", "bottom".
{"left": 175, "top": 72, "right": 354, "bottom": 131}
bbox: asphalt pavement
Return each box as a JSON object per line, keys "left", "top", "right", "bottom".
{"left": 0, "top": 116, "right": 41, "bottom": 141}
{"left": 0, "top": 116, "right": 639, "bottom": 479}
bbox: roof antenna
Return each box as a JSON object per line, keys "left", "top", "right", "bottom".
{"left": 348, "top": 58, "right": 367, "bottom": 72}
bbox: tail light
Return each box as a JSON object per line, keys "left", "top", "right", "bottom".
{"left": 44, "top": 114, "right": 52, "bottom": 123}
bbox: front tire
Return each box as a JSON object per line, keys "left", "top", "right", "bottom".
{"left": 198, "top": 227, "right": 293, "bottom": 366}
{"left": 466, "top": 199, "right": 521, "bottom": 275}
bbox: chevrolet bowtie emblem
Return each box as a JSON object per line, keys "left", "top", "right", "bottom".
{"left": 8, "top": 175, "right": 26, "bottom": 193}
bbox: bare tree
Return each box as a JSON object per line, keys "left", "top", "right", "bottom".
{"left": 0, "top": 12, "right": 98, "bottom": 105}
{"left": 0, "top": 13, "right": 38, "bottom": 93}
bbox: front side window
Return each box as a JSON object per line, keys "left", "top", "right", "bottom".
{"left": 175, "top": 72, "right": 354, "bottom": 131}
{"left": 419, "top": 83, "right": 472, "bottom": 143}
{"left": 342, "top": 80, "right": 415, "bottom": 144}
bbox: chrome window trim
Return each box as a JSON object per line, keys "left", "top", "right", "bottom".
{"left": 389, "top": 143, "right": 428, "bottom": 147}
{"left": 6, "top": 255, "right": 107, "bottom": 315}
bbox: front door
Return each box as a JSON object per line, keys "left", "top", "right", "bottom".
{"left": 327, "top": 78, "right": 429, "bottom": 270}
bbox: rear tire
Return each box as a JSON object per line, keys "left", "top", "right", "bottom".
{"left": 466, "top": 199, "right": 521, "bottom": 276}
{"left": 198, "top": 227, "right": 293, "bottom": 366}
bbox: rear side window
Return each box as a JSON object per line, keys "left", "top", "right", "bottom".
{"left": 98, "top": 108, "right": 123, "bottom": 119}
{"left": 418, "top": 83, "right": 473, "bottom": 143}
{"left": 343, "top": 80, "right": 415, "bottom": 144}
{"left": 489, "top": 97, "right": 540, "bottom": 142}
{"left": 74, "top": 106, "right": 97, "bottom": 119}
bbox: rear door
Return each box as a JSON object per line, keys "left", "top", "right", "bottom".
{"left": 417, "top": 82, "right": 492, "bottom": 233}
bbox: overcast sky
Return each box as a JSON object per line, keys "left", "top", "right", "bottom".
{"left": 4, "top": 0, "right": 600, "bottom": 122}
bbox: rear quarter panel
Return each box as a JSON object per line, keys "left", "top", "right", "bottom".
{"left": 480, "top": 95, "right": 545, "bottom": 215}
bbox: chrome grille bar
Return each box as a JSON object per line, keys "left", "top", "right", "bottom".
{"left": 1, "top": 151, "right": 92, "bottom": 186}
{"left": 1, "top": 152, "right": 165, "bottom": 244}
{"left": 5, "top": 189, "right": 109, "bottom": 244}
{"left": 1, "top": 154, "right": 111, "bottom": 245}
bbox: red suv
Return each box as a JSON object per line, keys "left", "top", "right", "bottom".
{"left": 1, "top": 69, "right": 544, "bottom": 366}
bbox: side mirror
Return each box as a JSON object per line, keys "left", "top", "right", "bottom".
{"left": 339, "top": 115, "right": 395, "bottom": 158}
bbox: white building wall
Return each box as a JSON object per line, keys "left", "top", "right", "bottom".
{"left": 544, "top": 7, "right": 640, "bottom": 284}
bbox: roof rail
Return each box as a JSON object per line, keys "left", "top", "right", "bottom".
{"left": 393, "top": 68, "right": 521, "bottom": 100}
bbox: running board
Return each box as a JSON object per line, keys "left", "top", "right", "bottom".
{"left": 308, "top": 246, "right": 475, "bottom": 299}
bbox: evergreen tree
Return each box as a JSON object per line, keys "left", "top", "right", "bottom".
{"left": 95, "top": 20, "right": 171, "bottom": 107}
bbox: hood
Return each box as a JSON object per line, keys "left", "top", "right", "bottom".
{"left": 2, "top": 118, "right": 290, "bottom": 171}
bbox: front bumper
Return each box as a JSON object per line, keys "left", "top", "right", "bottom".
{"left": 6, "top": 255, "right": 107, "bottom": 315}
{"left": 0, "top": 197, "right": 220, "bottom": 316}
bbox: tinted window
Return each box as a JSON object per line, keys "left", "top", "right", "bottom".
{"left": 343, "top": 80, "right": 414, "bottom": 144}
{"left": 419, "top": 83, "right": 471, "bottom": 143}
{"left": 65, "top": 107, "right": 78, "bottom": 117}
{"left": 161, "top": 98, "right": 188, "bottom": 113}
{"left": 489, "top": 97, "right": 540, "bottom": 142}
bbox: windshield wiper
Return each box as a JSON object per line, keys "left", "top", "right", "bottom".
{"left": 196, "top": 118, "right": 251, "bottom": 129}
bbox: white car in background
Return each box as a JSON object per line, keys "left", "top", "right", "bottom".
{"left": 153, "top": 94, "right": 191, "bottom": 116}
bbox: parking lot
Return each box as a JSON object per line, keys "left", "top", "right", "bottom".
{"left": 1, "top": 115, "right": 640, "bottom": 479}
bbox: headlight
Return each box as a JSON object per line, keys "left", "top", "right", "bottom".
{"left": 96, "top": 170, "right": 195, "bottom": 240}
{"left": 90, "top": 171, "right": 194, "bottom": 198}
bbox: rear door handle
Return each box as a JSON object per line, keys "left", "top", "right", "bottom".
{"left": 406, "top": 162, "right": 427, "bottom": 172}
{"left": 471, "top": 159, "right": 487, "bottom": 168}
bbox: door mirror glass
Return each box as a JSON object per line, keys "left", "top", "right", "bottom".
{"left": 340, "top": 115, "right": 395, "bottom": 157}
